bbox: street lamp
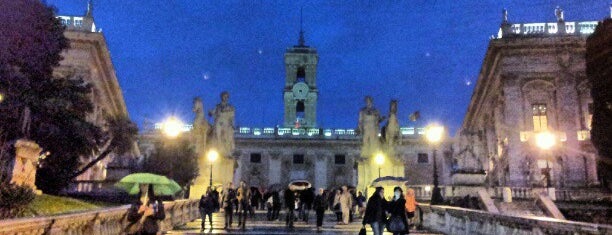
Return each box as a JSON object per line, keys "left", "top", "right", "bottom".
{"left": 207, "top": 149, "right": 219, "bottom": 188}
{"left": 535, "top": 131, "right": 556, "bottom": 188}
{"left": 162, "top": 116, "right": 184, "bottom": 138}
{"left": 425, "top": 124, "right": 444, "bottom": 205}
{"left": 375, "top": 152, "right": 385, "bottom": 178}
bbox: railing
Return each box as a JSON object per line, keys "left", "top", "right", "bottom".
{"left": 416, "top": 204, "right": 612, "bottom": 235}
{"left": 555, "top": 188, "right": 609, "bottom": 202}
{"left": 406, "top": 185, "right": 448, "bottom": 201}
{"left": 499, "top": 21, "right": 599, "bottom": 38}
{"left": 234, "top": 126, "right": 426, "bottom": 139}
{"left": 0, "top": 199, "right": 199, "bottom": 235}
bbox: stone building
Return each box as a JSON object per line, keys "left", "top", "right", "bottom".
{"left": 459, "top": 8, "right": 601, "bottom": 188}
{"left": 54, "top": 3, "right": 138, "bottom": 192}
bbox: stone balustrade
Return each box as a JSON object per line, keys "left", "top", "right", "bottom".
{"left": 416, "top": 204, "right": 612, "bottom": 235}
{"left": 406, "top": 185, "right": 448, "bottom": 201}
{"left": 488, "top": 187, "right": 608, "bottom": 201}
{"left": 499, "top": 21, "right": 598, "bottom": 38}
{"left": 0, "top": 199, "right": 199, "bottom": 235}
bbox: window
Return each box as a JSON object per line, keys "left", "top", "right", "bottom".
{"left": 296, "top": 67, "right": 305, "bottom": 83}
{"left": 250, "top": 153, "right": 261, "bottom": 163}
{"left": 532, "top": 104, "right": 548, "bottom": 131}
{"left": 417, "top": 153, "right": 428, "bottom": 163}
{"left": 334, "top": 154, "right": 346, "bottom": 164}
{"left": 293, "top": 154, "right": 304, "bottom": 164}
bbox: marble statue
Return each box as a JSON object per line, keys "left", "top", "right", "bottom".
{"left": 555, "top": 6, "right": 564, "bottom": 22}
{"left": 192, "top": 97, "right": 210, "bottom": 156}
{"left": 358, "top": 96, "right": 382, "bottom": 158}
{"left": 383, "top": 100, "right": 400, "bottom": 157}
{"left": 209, "top": 91, "right": 235, "bottom": 157}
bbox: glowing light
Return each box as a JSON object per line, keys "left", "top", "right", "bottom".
{"left": 162, "top": 117, "right": 184, "bottom": 138}
{"left": 375, "top": 152, "right": 385, "bottom": 166}
{"left": 425, "top": 124, "right": 444, "bottom": 143}
{"left": 535, "top": 131, "right": 556, "bottom": 150}
{"left": 424, "top": 185, "right": 431, "bottom": 192}
{"left": 207, "top": 149, "right": 219, "bottom": 162}
{"left": 0, "top": 93, "right": 3, "bottom": 102}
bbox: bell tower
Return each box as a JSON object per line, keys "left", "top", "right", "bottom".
{"left": 283, "top": 14, "right": 318, "bottom": 128}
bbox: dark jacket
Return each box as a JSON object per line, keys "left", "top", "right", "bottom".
{"left": 313, "top": 194, "right": 326, "bottom": 212}
{"left": 362, "top": 194, "right": 387, "bottom": 225}
{"left": 199, "top": 195, "right": 215, "bottom": 214}
{"left": 127, "top": 199, "right": 166, "bottom": 234}
{"left": 388, "top": 197, "right": 409, "bottom": 233}
{"left": 284, "top": 189, "right": 295, "bottom": 209}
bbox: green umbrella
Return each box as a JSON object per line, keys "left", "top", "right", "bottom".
{"left": 115, "top": 173, "right": 182, "bottom": 195}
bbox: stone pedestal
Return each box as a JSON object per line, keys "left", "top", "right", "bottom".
{"left": 10, "top": 139, "right": 42, "bottom": 195}
{"left": 546, "top": 187, "right": 556, "bottom": 201}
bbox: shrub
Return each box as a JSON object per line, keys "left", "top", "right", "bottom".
{"left": 0, "top": 183, "right": 35, "bottom": 219}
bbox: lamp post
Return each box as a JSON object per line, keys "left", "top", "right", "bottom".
{"left": 425, "top": 124, "right": 444, "bottom": 205}
{"left": 207, "top": 150, "right": 219, "bottom": 189}
{"left": 535, "top": 131, "right": 555, "bottom": 189}
{"left": 375, "top": 152, "right": 385, "bottom": 178}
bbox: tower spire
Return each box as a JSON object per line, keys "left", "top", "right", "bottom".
{"left": 86, "top": 0, "right": 93, "bottom": 17}
{"left": 298, "top": 7, "right": 305, "bottom": 46}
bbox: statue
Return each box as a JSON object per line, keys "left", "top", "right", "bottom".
{"left": 192, "top": 97, "right": 210, "bottom": 155}
{"left": 555, "top": 6, "right": 564, "bottom": 22}
{"left": 20, "top": 106, "right": 31, "bottom": 138}
{"left": 502, "top": 8, "right": 508, "bottom": 23}
{"left": 358, "top": 96, "right": 382, "bottom": 158}
{"left": 209, "top": 91, "right": 235, "bottom": 157}
{"left": 383, "top": 100, "right": 400, "bottom": 157}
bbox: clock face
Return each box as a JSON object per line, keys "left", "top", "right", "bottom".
{"left": 292, "top": 82, "right": 309, "bottom": 99}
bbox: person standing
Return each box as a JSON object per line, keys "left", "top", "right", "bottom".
{"left": 284, "top": 188, "right": 295, "bottom": 228}
{"left": 313, "top": 188, "right": 327, "bottom": 232}
{"left": 236, "top": 181, "right": 250, "bottom": 230}
{"left": 272, "top": 191, "right": 281, "bottom": 220}
{"left": 362, "top": 187, "right": 387, "bottom": 235}
{"left": 404, "top": 188, "right": 417, "bottom": 227}
{"left": 332, "top": 189, "right": 342, "bottom": 223}
{"left": 388, "top": 187, "right": 409, "bottom": 235}
{"left": 266, "top": 192, "right": 274, "bottom": 221}
{"left": 339, "top": 185, "right": 353, "bottom": 224}
{"left": 126, "top": 184, "right": 166, "bottom": 235}
{"left": 356, "top": 191, "right": 366, "bottom": 218}
{"left": 198, "top": 190, "right": 215, "bottom": 231}
{"left": 301, "top": 188, "right": 314, "bottom": 223}
{"left": 211, "top": 186, "right": 220, "bottom": 212}
{"left": 223, "top": 182, "right": 236, "bottom": 230}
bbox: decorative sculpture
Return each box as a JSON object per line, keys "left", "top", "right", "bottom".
{"left": 383, "top": 100, "right": 400, "bottom": 158}
{"left": 192, "top": 97, "right": 209, "bottom": 155}
{"left": 358, "top": 96, "right": 382, "bottom": 158}
{"left": 555, "top": 6, "right": 564, "bottom": 22}
{"left": 209, "top": 91, "right": 235, "bottom": 157}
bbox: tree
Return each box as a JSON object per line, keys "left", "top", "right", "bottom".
{"left": 141, "top": 138, "right": 199, "bottom": 190}
{"left": 586, "top": 19, "right": 612, "bottom": 189}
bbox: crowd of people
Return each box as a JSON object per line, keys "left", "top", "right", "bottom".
{"left": 196, "top": 182, "right": 418, "bottom": 234}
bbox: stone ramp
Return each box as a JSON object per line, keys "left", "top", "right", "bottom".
{"left": 495, "top": 199, "right": 546, "bottom": 217}
{"left": 166, "top": 210, "right": 441, "bottom": 234}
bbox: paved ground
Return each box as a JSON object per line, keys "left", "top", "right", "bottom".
{"left": 166, "top": 210, "right": 440, "bottom": 234}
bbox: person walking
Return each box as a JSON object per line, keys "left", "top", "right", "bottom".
{"left": 339, "top": 185, "right": 353, "bottom": 224}
{"left": 356, "top": 191, "right": 366, "bottom": 218}
{"left": 404, "top": 188, "right": 417, "bottom": 227}
{"left": 332, "top": 189, "right": 342, "bottom": 223}
{"left": 266, "top": 192, "right": 275, "bottom": 221}
{"left": 301, "top": 188, "right": 314, "bottom": 223}
{"left": 223, "top": 182, "right": 236, "bottom": 230}
{"left": 388, "top": 187, "right": 409, "bottom": 235}
{"left": 313, "top": 188, "right": 327, "bottom": 232}
{"left": 236, "top": 181, "right": 250, "bottom": 230}
{"left": 284, "top": 188, "right": 296, "bottom": 228}
{"left": 362, "top": 187, "right": 387, "bottom": 235}
{"left": 272, "top": 190, "right": 281, "bottom": 220}
{"left": 126, "top": 184, "right": 166, "bottom": 235}
{"left": 198, "top": 190, "right": 215, "bottom": 231}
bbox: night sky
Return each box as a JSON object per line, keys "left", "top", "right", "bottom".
{"left": 47, "top": 0, "right": 610, "bottom": 134}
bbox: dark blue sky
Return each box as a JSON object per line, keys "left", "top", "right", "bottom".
{"left": 48, "top": 0, "right": 610, "bottom": 134}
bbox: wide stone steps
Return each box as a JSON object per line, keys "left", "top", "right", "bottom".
{"left": 166, "top": 210, "right": 440, "bottom": 234}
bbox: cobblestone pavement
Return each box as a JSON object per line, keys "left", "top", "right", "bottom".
{"left": 165, "top": 210, "right": 441, "bottom": 234}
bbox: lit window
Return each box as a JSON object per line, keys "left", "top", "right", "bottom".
{"left": 532, "top": 104, "right": 548, "bottom": 132}
{"left": 577, "top": 130, "right": 590, "bottom": 141}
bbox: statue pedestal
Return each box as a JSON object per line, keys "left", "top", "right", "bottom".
{"left": 10, "top": 139, "right": 42, "bottom": 195}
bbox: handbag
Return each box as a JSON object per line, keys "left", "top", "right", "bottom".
{"left": 358, "top": 225, "right": 367, "bottom": 235}
{"left": 386, "top": 215, "right": 406, "bottom": 232}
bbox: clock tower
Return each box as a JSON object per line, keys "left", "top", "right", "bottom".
{"left": 283, "top": 25, "right": 318, "bottom": 128}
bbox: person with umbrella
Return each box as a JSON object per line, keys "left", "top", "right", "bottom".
{"left": 125, "top": 184, "right": 166, "bottom": 235}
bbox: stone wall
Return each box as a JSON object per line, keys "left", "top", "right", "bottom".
{"left": 416, "top": 204, "right": 612, "bottom": 235}
{"left": 0, "top": 199, "right": 198, "bottom": 235}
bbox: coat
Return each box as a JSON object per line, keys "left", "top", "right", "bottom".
{"left": 199, "top": 195, "right": 215, "bottom": 214}
{"left": 127, "top": 199, "right": 165, "bottom": 235}
{"left": 362, "top": 194, "right": 387, "bottom": 225}
{"left": 313, "top": 194, "right": 326, "bottom": 213}
{"left": 388, "top": 197, "right": 409, "bottom": 233}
